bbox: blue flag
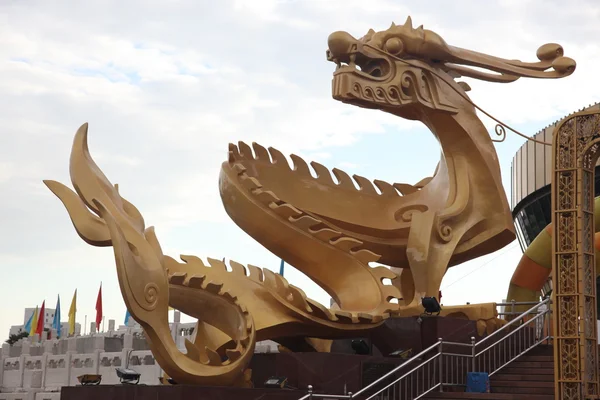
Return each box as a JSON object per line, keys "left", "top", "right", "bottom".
{"left": 279, "top": 259, "right": 285, "bottom": 276}
{"left": 124, "top": 309, "right": 131, "bottom": 326}
{"left": 52, "top": 295, "right": 61, "bottom": 338}
{"left": 23, "top": 310, "right": 34, "bottom": 333}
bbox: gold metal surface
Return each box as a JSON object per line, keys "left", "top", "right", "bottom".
{"left": 552, "top": 110, "right": 600, "bottom": 400}
{"left": 45, "top": 18, "right": 576, "bottom": 386}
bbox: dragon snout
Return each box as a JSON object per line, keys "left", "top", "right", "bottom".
{"left": 327, "top": 31, "right": 358, "bottom": 61}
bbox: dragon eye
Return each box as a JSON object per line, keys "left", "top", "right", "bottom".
{"left": 385, "top": 38, "right": 404, "bottom": 55}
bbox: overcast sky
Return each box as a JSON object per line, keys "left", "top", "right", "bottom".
{"left": 1, "top": 0, "right": 600, "bottom": 339}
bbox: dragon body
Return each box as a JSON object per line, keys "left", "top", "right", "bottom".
{"left": 45, "top": 18, "right": 576, "bottom": 386}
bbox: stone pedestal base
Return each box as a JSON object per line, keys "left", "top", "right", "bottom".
{"left": 61, "top": 385, "right": 305, "bottom": 400}
{"left": 61, "top": 316, "right": 483, "bottom": 399}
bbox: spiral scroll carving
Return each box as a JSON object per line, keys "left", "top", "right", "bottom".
{"left": 394, "top": 205, "right": 428, "bottom": 223}
{"left": 436, "top": 221, "right": 452, "bottom": 243}
{"left": 141, "top": 282, "right": 159, "bottom": 311}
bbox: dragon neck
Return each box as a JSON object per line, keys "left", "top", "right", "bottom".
{"left": 423, "top": 108, "right": 506, "bottom": 206}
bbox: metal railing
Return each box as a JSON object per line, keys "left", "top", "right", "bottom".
{"left": 496, "top": 299, "right": 548, "bottom": 317}
{"left": 299, "top": 298, "right": 552, "bottom": 400}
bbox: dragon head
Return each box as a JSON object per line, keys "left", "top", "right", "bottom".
{"left": 327, "top": 17, "right": 576, "bottom": 119}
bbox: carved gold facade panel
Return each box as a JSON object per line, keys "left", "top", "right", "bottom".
{"left": 552, "top": 110, "right": 600, "bottom": 399}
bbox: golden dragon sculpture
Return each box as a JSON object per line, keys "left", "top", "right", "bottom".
{"left": 44, "top": 18, "right": 576, "bottom": 386}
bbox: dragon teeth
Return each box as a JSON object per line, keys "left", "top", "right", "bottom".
{"left": 351, "top": 249, "right": 381, "bottom": 264}
{"left": 310, "top": 227, "right": 341, "bottom": 242}
{"left": 205, "top": 347, "right": 222, "bottom": 366}
{"left": 262, "top": 269, "right": 289, "bottom": 298}
{"left": 168, "top": 272, "right": 187, "bottom": 285}
{"left": 186, "top": 275, "right": 206, "bottom": 289}
{"left": 239, "top": 176, "right": 262, "bottom": 191}
{"left": 358, "top": 313, "right": 382, "bottom": 324}
{"left": 267, "top": 146, "right": 289, "bottom": 167}
{"left": 225, "top": 348, "right": 242, "bottom": 362}
{"left": 290, "top": 154, "right": 311, "bottom": 176}
{"left": 353, "top": 174, "right": 377, "bottom": 194}
{"left": 228, "top": 143, "right": 240, "bottom": 156}
{"left": 207, "top": 257, "right": 228, "bottom": 272}
{"left": 228, "top": 260, "right": 247, "bottom": 276}
{"left": 330, "top": 236, "right": 363, "bottom": 252}
{"left": 382, "top": 285, "right": 402, "bottom": 302}
{"left": 184, "top": 339, "right": 202, "bottom": 362}
{"left": 310, "top": 161, "right": 335, "bottom": 184}
{"left": 180, "top": 255, "right": 206, "bottom": 268}
{"left": 306, "top": 299, "right": 337, "bottom": 321}
{"left": 290, "top": 215, "right": 322, "bottom": 231}
{"left": 393, "top": 182, "right": 418, "bottom": 195}
{"left": 243, "top": 315, "right": 253, "bottom": 333}
{"left": 287, "top": 285, "right": 312, "bottom": 313}
{"left": 253, "top": 189, "right": 281, "bottom": 205}
{"left": 237, "top": 141, "right": 254, "bottom": 159}
{"left": 269, "top": 203, "right": 302, "bottom": 219}
{"left": 228, "top": 143, "right": 241, "bottom": 164}
{"left": 204, "top": 280, "right": 224, "bottom": 294}
{"left": 333, "top": 310, "right": 355, "bottom": 323}
{"left": 251, "top": 142, "right": 270, "bottom": 161}
{"left": 373, "top": 179, "right": 399, "bottom": 197}
{"left": 232, "top": 163, "right": 246, "bottom": 175}
{"left": 247, "top": 264, "right": 263, "bottom": 282}
{"left": 414, "top": 176, "right": 432, "bottom": 188}
{"left": 220, "top": 290, "right": 237, "bottom": 303}
{"left": 332, "top": 167, "right": 356, "bottom": 189}
{"left": 370, "top": 266, "right": 397, "bottom": 281}
{"left": 240, "top": 334, "right": 251, "bottom": 347}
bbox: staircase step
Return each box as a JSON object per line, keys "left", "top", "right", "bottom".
{"left": 514, "top": 356, "right": 553, "bottom": 362}
{"left": 492, "top": 374, "right": 553, "bottom": 382}
{"left": 499, "top": 367, "right": 553, "bottom": 375}
{"left": 491, "top": 387, "right": 553, "bottom": 395}
{"left": 487, "top": 379, "right": 553, "bottom": 395}
{"left": 503, "top": 361, "right": 553, "bottom": 368}
{"left": 425, "top": 392, "right": 554, "bottom": 400}
{"left": 420, "top": 341, "right": 557, "bottom": 399}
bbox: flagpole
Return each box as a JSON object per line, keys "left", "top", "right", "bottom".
{"left": 102, "top": 316, "right": 105, "bottom": 332}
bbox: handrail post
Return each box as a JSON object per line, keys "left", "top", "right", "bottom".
{"left": 307, "top": 385, "right": 313, "bottom": 399}
{"left": 470, "top": 336, "right": 476, "bottom": 373}
{"left": 438, "top": 338, "right": 443, "bottom": 392}
{"left": 511, "top": 299, "right": 515, "bottom": 316}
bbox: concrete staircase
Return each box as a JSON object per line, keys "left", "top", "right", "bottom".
{"left": 425, "top": 345, "right": 554, "bottom": 400}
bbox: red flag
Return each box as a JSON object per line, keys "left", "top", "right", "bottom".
{"left": 35, "top": 301, "right": 46, "bottom": 336}
{"left": 95, "top": 284, "right": 103, "bottom": 330}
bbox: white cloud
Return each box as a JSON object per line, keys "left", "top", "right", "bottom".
{"left": 1, "top": 0, "right": 600, "bottom": 338}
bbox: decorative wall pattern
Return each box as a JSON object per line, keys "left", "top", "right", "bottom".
{"left": 552, "top": 110, "right": 600, "bottom": 400}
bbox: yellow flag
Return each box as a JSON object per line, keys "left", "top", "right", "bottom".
{"left": 29, "top": 306, "right": 39, "bottom": 337}
{"left": 68, "top": 289, "right": 77, "bottom": 336}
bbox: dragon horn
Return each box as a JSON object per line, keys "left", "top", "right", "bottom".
{"left": 445, "top": 43, "right": 576, "bottom": 82}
